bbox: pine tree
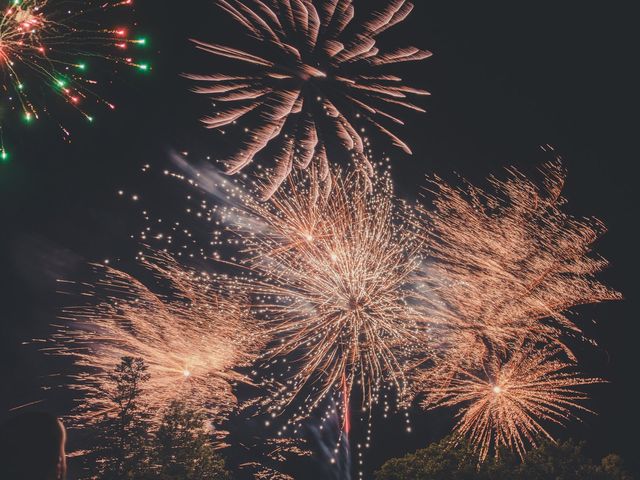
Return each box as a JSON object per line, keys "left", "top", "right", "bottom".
{"left": 152, "top": 401, "right": 232, "bottom": 480}
{"left": 96, "top": 356, "right": 151, "bottom": 479}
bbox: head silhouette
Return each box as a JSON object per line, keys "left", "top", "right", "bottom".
{"left": 0, "top": 412, "right": 67, "bottom": 480}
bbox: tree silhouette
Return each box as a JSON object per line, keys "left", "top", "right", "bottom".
{"left": 375, "top": 437, "right": 633, "bottom": 480}
{"left": 95, "top": 356, "right": 151, "bottom": 479}
{"left": 152, "top": 401, "right": 231, "bottom": 480}
{"left": 88, "top": 357, "right": 232, "bottom": 479}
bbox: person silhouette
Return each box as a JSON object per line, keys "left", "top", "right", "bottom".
{"left": 0, "top": 412, "right": 67, "bottom": 480}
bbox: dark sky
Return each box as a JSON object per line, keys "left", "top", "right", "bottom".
{"left": 1, "top": 1, "right": 638, "bottom": 478}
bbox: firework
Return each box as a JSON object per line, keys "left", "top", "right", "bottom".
{"left": 47, "top": 250, "right": 264, "bottom": 426}
{"left": 413, "top": 162, "right": 621, "bottom": 382}
{"left": 186, "top": 0, "right": 431, "bottom": 198}
{"left": 226, "top": 168, "right": 427, "bottom": 428}
{"left": 423, "top": 344, "right": 602, "bottom": 461}
{"left": 0, "top": 0, "right": 148, "bottom": 152}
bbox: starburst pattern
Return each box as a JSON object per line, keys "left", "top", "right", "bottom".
{"left": 413, "top": 162, "right": 621, "bottom": 382}
{"left": 186, "top": 0, "right": 430, "bottom": 198}
{"left": 423, "top": 345, "right": 602, "bottom": 461}
{"left": 47, "top": 251, "right": 265, "bottom": 427}
{"left": 228, "top": 168, "right": 427, "bottom": 425}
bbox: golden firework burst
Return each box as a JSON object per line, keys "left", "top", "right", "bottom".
{"left": 48, "top": 250, "right": 265, "bottom": 427}
{"left": 231, "top": 168, "right": 427, "bottom": 425}
{"left": 413, "top": 162, "right": 620, "bottom": 382}
{"left": 423, "top": 344, "right": 602, "bottom": 461}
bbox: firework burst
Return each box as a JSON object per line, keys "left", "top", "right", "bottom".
{"left": 0, "top": 0, "right": 148, "bottom": 153}
{"left": 423, "top": 344, "right": 602, "bottom": 461}
{"left": 186, "top": 0, "right": 431, "bottom": 198}
{"left": 413, "top": 162, "right": 621, "bottom": 382}
{"left": 46, "top": 250, "right": 265, "bottom": 427}
{"left": 226, "top": 168, "right": 427, "bottom": 428}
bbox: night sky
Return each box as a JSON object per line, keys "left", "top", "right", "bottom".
{"left": 1, "top": 1, "right": 638, "bottom": 478}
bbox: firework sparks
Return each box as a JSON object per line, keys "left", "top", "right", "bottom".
{"left": 46, "top": 250, "right": 264, "bottom": 427}
{"left": 226, "top": 168, "right": 427, "bottom": 428}
{"left": 0, "top": 0, "right": 148, "bottom": 152}
{"left": 79, "top": 156, "right": 618, "bottom": 469}
{"left": 186, "top": 0, "right": 431, "bottom": 198}
{"left": 413, "top": 162, "right": 621, "bottom": 382}
{"left": 423, "top": 344, "right": 602, "bottom": 461}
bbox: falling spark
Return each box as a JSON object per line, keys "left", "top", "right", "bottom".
{"left": 413, "top": 162, "right": 621, "bottom": 382}
{"left": 8, "top": 399, "right": 46, "bottom": 412}
{"left": 423, "top": 344, "right": 603, "bottom": 461}
{"left": 186, "top": 0, "right": 431, "bottom": 198}
{"left": 46, "top": 250, "right": 265, "bottom": 427}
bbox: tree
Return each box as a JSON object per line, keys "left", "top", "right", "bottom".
{"left": 96, "top": 356, "right": 152, "bottom": 479}
{"left": 86, "top": 357, "right": 233, "bottom": 479}
{"left": 151, "top": 401, "right": 232, "bottom": 480}
{"left": 374, "top": 437, "right": 633, "bottom": 480}
{"left": 374, "top": 436, "right": 497, "bottom": 480}
{"left": 516, "top": 440, "right": 600, "bottom": 479}
{"left": 600, "top": 454, "right": 634, "bottom": 480}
